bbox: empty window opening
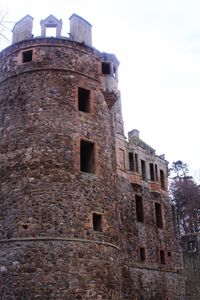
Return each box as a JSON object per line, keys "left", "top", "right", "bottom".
{"left": 135, "top": 195, "right": 144, "bottom": 223}
{"left": 160, "top": 250, "right": 165, "bottom": 264}
{"left": 155, "top": 202, "right": 163, "bottom": 228}
{"left": 150, "top": 163, "right": 155, "bottom": 181}
{"left": 139, "top": 247, "right": 146, "bottom": 262}
{"left": 135, "top": 153, "right": 139, "bottom": 172}
{"left": 93, "top": 213, "right": 102, "bottom": 231}
{"left": 21, "top": 224, "right": 28, "bottom": 229}
{"left": 22, "top": 50, "right": 33, "bottom": 63}
{"left": 141, "top": 160, "right": 146, "bottom": 179}
{"left": 119, "top": 148, "right": 125, "bottom": 170}
{"left": 78, "top": 87, "right": 90, "bottom": 113}
{"left": 129, "top": 152, "right": 134, "bottom": 171}
{"left": 155, "top": 164, "right": 158, "bottom": 181}
{"left": 160, "top": 170, "right": 165, "bottom": 189}
{"left": 46, "top": 27, "right": 57, "bottom": 37}
{"left": 102, "top": 62, "right": 111, "bottom": 75}
{"left": 167, "top": 251, "right": 172, "bottom": 257}
{"left": 80, "top": 140, "right": 95, "bottom": 174}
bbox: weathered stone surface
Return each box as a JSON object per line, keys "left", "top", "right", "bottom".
{"left": 0, "top": 15, "right": 185, "bottom": 300}
{"left": 182, "top": 234, "right": 200, "bottom": 300}
{"left": 0, "top": 241, "right": 119, "bottom": 299}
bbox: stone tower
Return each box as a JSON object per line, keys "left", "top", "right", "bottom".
{"left": 0, "top": 14, "right": 185, "bottom": 299}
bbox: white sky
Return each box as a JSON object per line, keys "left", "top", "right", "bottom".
{"left": 1, "top": 0, "right": 200, "bottom": 178}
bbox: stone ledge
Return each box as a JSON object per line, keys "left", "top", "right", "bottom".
{"left": 129, "top": 264, "right": 184, "bottom": 274}
{"left": 0, "top": 236, "right": 120, "bottom": 250}
{"left": 0, "top": 67, "right": 100, "bottom": 85}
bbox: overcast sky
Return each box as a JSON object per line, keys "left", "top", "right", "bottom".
{"left": 1, "top": 0, "right": 200, "bottom": 178}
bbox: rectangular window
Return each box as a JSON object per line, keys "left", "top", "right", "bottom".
{"left": 119, "top": 148, "right": 125, "bottom": 170}
{"left": 93, "top": 213, "right": 102, "bottom": 231}
{"left": 149, "top": 163, "right": 155, "bottom": 181}
{"left": 141, "top": 160, "right": 146, "bottom": 179}
{"left": 22, "top": 50, "right": 33, "bottom": 63}
{"left": 80, "top": 140, "right": 95, "bottom": 174}
{"left": 155, "top": 202, "right": 163, "bottom": 228}
{"left": 78, "top": 87, "right": 90, "bottom": 113}
{"left": 139, "top": 247, "right": 146, "bottom": 262}
{"left": 135, "top": 195, "right": 144, "bottom": 223}
{"left": 135, "top": 153, "right": 139, "bottom": 172}
{"left": 160, "top": 250, "right": 165, "bottom": 264}
{"left": 160, "top": 170, "right": 165, "bottom": 189}
{"left": 155, "top": 164, "right": 158, "bottom": 181}
{"left": 167, "top": 251, "right": 172, "bottom": 257}
{"left": 128, "top": 152, "right": 134, "bottom": 171}
{"left": 102, "top": 62, "right": 111, "bottom": 74}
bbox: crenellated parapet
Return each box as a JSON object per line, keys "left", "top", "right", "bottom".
{"left": 12, "top": 13, "right": 92, "bottom": 46}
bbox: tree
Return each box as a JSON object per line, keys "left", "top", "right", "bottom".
{"left": 169, "top": 160, "right": 189, "bottom": 179}
{"left": 169, "top": 160, "right": 200, "bottom": 235}
{"left": 0, "top": 10, "right": 12, "bottom": 46}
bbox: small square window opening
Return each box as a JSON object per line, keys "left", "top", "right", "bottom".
{"left": 102, "top": 62, "right": 111, "bottom": 75}
{"left": 22, "top": 50, "right": 33, "bottom": 63}
{"left": 167, "top": 251, "right": 172, "bottom": 257}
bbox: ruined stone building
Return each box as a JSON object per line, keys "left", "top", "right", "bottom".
{"left": 0, "top": 14, "right": 185, "bottom": 299}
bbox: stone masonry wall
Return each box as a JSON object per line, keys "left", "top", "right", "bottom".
{"left": 183, "top": 251, "right": 200, "bottom": 300}
{"left": 0, "top": 38, "right": 121, "bottom": 299}
{"left": 117, "top": 177, "right": 185, "bottom": 299}
{"left": 0, "top": 241, "right": 120, "bottom": 300}
{"left": 182, "top": 234, "right": 200, "bottom": 299}
{"left": 0, "top": 31, "right": 185, "bottom": 299}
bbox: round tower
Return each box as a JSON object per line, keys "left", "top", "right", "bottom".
{"left": 0, "top": 14, "right": 121, "bottom": 299}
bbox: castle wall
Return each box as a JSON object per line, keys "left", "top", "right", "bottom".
{"left": 0, "top": 241, "right": 119, "bottom": 300}
{"left": 182, "top": 234, "right": 200, "bottom": 300}
{"left": 0, "top": 15, "right": 185, "bottom": 299}
{"left": 0, "top": 38, "right": 121, "bottom": 299}
{"left": 117, "top": 177, "right": 185, "bottom": 299}
{"left": 183, "top": 252, "right": 200, "bottom": 300}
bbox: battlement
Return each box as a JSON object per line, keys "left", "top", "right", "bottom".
{"left": 12, "top": 14, "right": 92, "bottom": 46}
